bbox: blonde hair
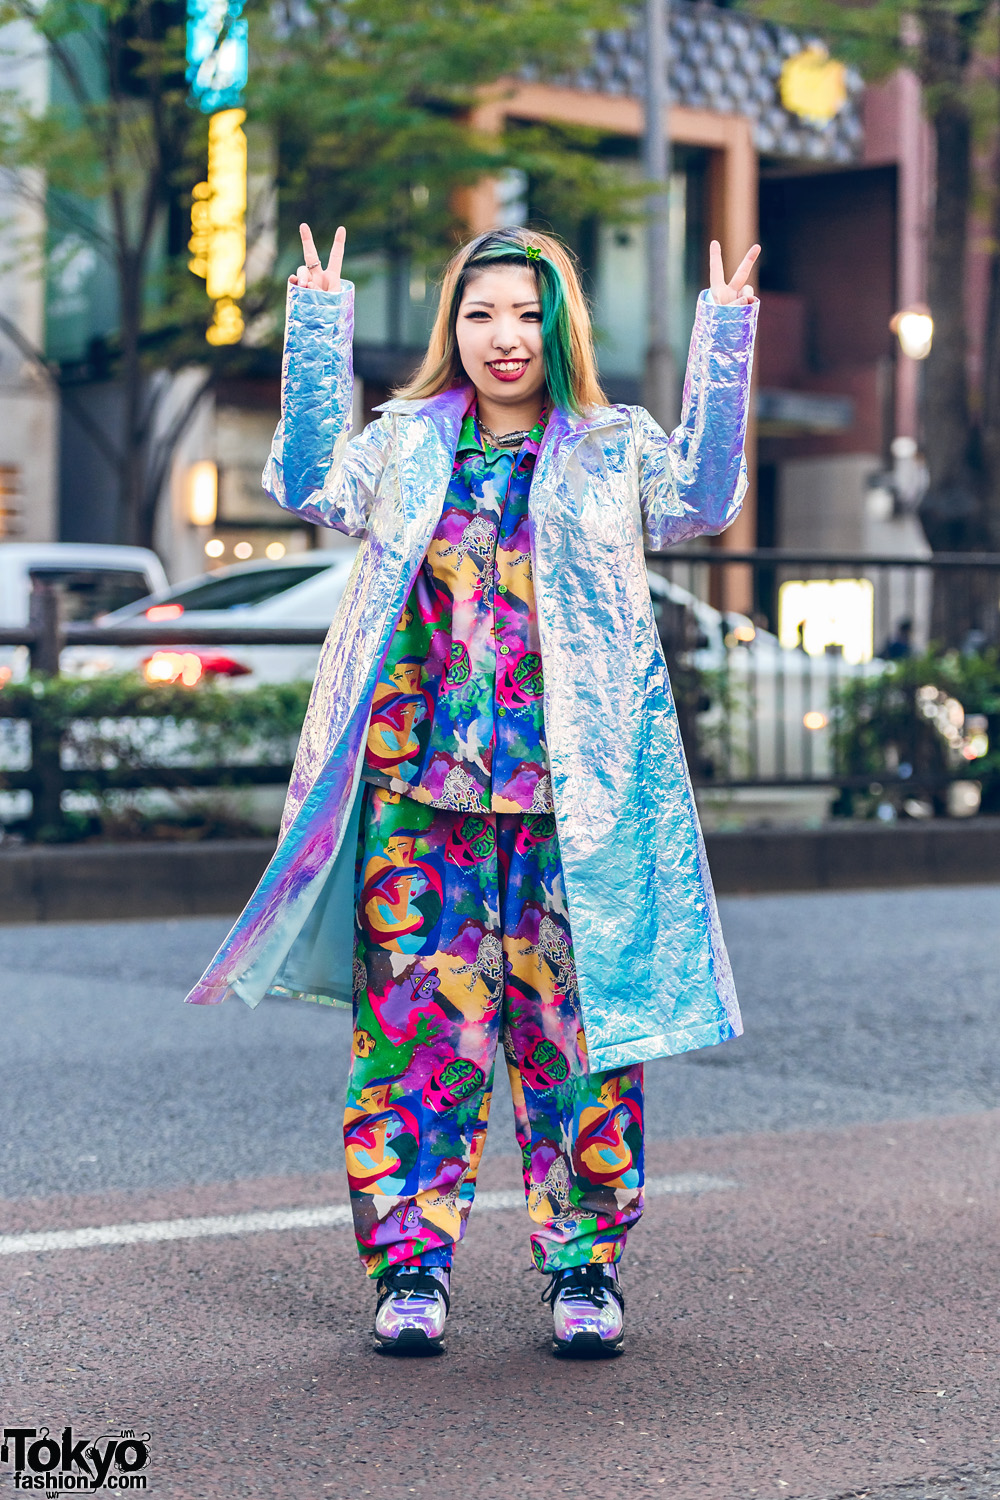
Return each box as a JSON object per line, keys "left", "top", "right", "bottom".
{"left": 395, "top": 226, "right": 607, "bottom": 414}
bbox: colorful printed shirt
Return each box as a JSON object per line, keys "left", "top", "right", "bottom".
{"left": 362, "top": 403, "right": 552, "bottom": 814}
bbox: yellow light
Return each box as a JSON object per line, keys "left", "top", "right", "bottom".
{"left": 803, "top": 710, "right": 829, "bottom": 731}
{"left": 733, "top": 623, "right": 756, "bottom": 643}
{"left": 180, "top": 653, "right": 203, "bottom": 686}
{"left": 233, "top": 540, "right": 253, "bottom": 559}
{"left": 186, "top": 460, "right": 218, "bottom": 526}
{"left": 0, "top": 665, "right": 11, "bottom": 689}
{"left": 207, "top": 296, "right": 244, "bottom": 346}
{"left": 205, "top": 538, "right": 225, "bottom": 558}
{"left": 778, "top": 578, "right": 875, "bottom": 665}
{"left": 780, "top": 46, "right": 848, "bottom": 124}
{"left": 891, "top": 306, "right": 933, "bottom": 360}
{"left": 143, "top": 651, "right": 204, "bottom": 687}
{"left": 144, "top": 652, "right": 177, "bottom": 684}
{"left": 189, "top": 107, "right": 247, "bottom": 346}
{"left": 265, "top": 541, "right": 286, "bottom": 560}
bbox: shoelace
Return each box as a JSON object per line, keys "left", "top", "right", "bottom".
{"left": 540, "top": 1265, "right": 616, "bottom": 1310}
{"left": 378, "top": 1267, "right": 450, "bottom": 1312}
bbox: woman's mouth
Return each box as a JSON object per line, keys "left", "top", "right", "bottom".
{"left": 486, "top": 359, "right": 529, "bottom": 382}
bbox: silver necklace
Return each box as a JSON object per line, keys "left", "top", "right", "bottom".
{"left": 478, "top": 418, "right": 531, "bottom": 450}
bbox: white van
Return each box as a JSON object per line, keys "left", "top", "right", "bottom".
{"left": 0, "top": 543, "right": 168, "bottom": 680}
{"left": 0, "top": 543, "right": 168, "bottom": 627}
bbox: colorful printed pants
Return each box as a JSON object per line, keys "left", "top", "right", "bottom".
{"left": 345, "top": 784, "right": 645, "bottom": 1277}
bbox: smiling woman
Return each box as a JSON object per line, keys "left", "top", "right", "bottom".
{"left": 186, "top": 214, "right": 759, "bottom": 1361}
{"left": 398, "top": 227, "right": 606, "bottom": 428}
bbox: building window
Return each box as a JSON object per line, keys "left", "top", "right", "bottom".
{"left": 0, "top": 465, "right": 22, "bottom": 537}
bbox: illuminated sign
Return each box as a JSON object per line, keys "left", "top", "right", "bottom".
{"left": 187, "top": 0, "right": 248, "bottom": 114}
{"left": 189, "top": 107, "right": 247, "bottom": 345}
{"left": 779, "top": 46, "right": 847, "bottom": 126}
{"left": 778, "top": 578, "right": 874, "bottom": 665}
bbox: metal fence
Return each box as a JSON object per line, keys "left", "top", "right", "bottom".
{"left": 646, "top": 548, "right": 1000, "bottom": 810}
{"left": 2, "top": 552, "right": 999, "bottom": 835}
{"left": 0, "top": 584, "right": 326, "bottom": 836}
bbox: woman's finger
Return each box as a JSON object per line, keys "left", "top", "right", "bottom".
{"left": 326, "top": 225, "right": 346, "bottom": 284}
{"left": 739, "top": 283, "right": 755, "bottom": 304}
{"left": 299, "top": 223, "right": 321, "bottom": 275}
{"left": 708, "top": 238, "right": 724, "bottom": 294}
{"left": 296, "top": 266, "right": 309, "bottom": 286}
{"left": 727, "top": 243, "right": 761, "bottom": 294}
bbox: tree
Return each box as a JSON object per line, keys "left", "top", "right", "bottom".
{"left": 248, "top": 0, "right": 635, "bottom": 323}
{"left": 0, "top": 0, "right": 629, "bottom": 549}
{"left": 745, "top": 0, "right": 1000, "bottom": 563}
{"left": 0, "top": 0, "right": 208, "bottom": 548}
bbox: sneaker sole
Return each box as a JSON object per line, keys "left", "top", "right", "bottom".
{"left": 552, "top": 1331, "right": 624, "bottom": 1359}
{"left": 373, "top": 1328, "right": 444, "bottom": 1356}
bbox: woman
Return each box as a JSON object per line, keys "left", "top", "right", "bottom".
{"left": 186, "top": 220, "right": 759, "bottom": 1359}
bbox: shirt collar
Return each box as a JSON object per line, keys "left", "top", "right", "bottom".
{"left": 456, "top": 399, "right": 550, "bottom": 461}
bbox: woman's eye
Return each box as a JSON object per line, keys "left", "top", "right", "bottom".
{"left": 521, "top": 311, "right": 542, "bottom": 322}
{"left": 464, "top": 311, "right": 490, "bottom": 320}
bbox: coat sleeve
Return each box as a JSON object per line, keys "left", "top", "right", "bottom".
{"left": 261, "top": 280, "right": 391, "bottom": 536}
{"left": 636, "top": 290, "right": 758, "bottom": 550}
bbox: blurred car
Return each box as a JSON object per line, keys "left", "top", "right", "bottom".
{"left": 61, "top": 546, "right": 870, "bottom": 783}
{"left": 61, "top": 547, "right": 360, "bottom": 686}
{"left": 647, "top": 569, "right": 875, "bottom": 780}
{"left": 0, "top": 542, "right": 168, "bottom": 683}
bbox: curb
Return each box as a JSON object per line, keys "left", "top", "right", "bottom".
{"left": 706, "top": 817, "right": 1000, "bottom": 894}
{"left": 1, "top": 821, "right": 999, "bottom": 923}
{"left": 0, "top": 839, "right": 276, "bottom": 923}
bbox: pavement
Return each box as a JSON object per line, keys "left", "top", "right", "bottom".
{"left": 1, "top": 885, "right": 999, "bottom": 1498}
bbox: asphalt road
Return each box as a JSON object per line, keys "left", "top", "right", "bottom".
{"left": 1, "top": 884, "right": 999, "bottom": 1499}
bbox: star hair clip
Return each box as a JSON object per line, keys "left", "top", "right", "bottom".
{"left": 525, "top": 245, "right": 541, "bottom": 261}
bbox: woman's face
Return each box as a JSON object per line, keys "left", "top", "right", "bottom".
{"left": 455, "top": 264, "right": 546, "bottom": 411}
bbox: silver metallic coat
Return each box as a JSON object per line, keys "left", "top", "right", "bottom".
{"left": 186, "top": 280, "right": 758, "bottom": 1070}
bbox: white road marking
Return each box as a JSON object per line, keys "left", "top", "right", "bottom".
{"left": 0, "top": 1173, "right": 736, "bottom": 1259}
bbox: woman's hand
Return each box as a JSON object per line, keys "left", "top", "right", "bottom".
{"left": 709, "top": 240, "right": 760, "bottom": 306}
{"left": 292, "top": 222, "right": 346, "bottom": 293}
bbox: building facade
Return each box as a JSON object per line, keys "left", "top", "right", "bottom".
{"left": 4, "top": 0, "right": 936, "bottom": 605}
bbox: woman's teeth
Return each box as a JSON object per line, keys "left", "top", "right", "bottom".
{"left": 488, "top": 360, "right": 528, "bottom": 378}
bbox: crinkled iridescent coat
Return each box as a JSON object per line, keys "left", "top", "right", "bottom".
{"left": 185, "top": 281, "right": 758, "bottom": 1071}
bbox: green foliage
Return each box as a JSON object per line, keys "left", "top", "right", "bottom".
{"left": 252, "top": 0, "right": 631, "bottom": 265}
{"left": 0, "top": 669, "right": 311, "bottom": 748}
{"left": 828, "top": 648, "right": 1000, "bottom": 816}
{"left": 0, "top": 672, "right": 313, "bottom": 839}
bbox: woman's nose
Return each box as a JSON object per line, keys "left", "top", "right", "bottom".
{"left": 492, "top": 322, "right": 521, "bottom": 352}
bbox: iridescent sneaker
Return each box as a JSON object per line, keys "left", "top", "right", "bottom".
{"left": 542, "top": 1264, "right": 625, "bottom": 1358}
{"left": 373, "top": 1265, "right": 450, "bottom": 1355}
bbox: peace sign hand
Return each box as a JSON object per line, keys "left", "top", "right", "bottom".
{"left": 709, "top": 239, "right": 760, "bottom": 307}
{"left": 292, "top": 222, "right": 346, "bottom": 293}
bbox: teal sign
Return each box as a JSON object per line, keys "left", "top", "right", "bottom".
{"left": 186, "top": 0, "right": 248, "bottom": 114}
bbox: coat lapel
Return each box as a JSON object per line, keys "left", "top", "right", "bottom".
{"left": 375, "top": 386, "right": 471, "bottom": 525}
{"left": 375, "top": 389, "right": 628, "bottom": 531}
{"left": 530, "top": 404, "right": 629, "bottom": 530}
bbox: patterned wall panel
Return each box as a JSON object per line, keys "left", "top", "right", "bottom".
{"left": 568, "top": 2, "right": 864, "bottom": 162}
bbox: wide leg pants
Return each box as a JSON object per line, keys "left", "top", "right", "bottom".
{"left": 345, "top": 784, "right": 645, "bottom": 1277}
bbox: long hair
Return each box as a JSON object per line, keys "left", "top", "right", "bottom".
{"left": 395, "top": 227, "right": 607, "bottom": 414}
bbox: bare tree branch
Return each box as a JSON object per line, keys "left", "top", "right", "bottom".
{"left": 0, "top": 306, "right": 123, "bottom": 468}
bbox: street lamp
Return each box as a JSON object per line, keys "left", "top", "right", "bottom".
{"left": 186, "top": 459, "right": 218, "bottom": 526}
{"left": 642, "top": 0, "right": 678, "bottom": 429}
{"left": 891, "top": 305, "right": 934, "bottom": 360}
